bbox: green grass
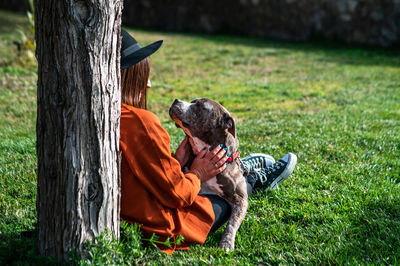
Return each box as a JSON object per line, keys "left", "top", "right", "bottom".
{"left": 1, "top": 9, "right": 400, "bottom": 264}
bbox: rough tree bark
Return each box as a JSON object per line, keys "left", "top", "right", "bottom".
{"left": 35, "top": 0, "right": 122, "bottom": 261}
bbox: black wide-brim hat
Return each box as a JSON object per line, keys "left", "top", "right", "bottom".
{"left": 121, "top": 28, "right": 163, "bottom": 70}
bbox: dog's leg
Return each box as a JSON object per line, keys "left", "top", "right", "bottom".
{"left": 218, "top": 183, "right": 248, "bottom": 250}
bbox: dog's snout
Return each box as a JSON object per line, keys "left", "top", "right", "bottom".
{"left": 169, "top": 99, "right": 183, "bottom": 118}
{"left": 171, "top": 99, "right": 181, "bottom": 112}
{"left": 172, "top": 99, "right": 181, "bottom": 106}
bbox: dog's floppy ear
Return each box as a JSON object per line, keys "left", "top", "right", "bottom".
{"left": 223, "top": 113, "right": 236, "bottom": 138}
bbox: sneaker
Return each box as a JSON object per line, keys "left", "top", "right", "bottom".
{"left": 241, "top": 153, "right": 275, "bottom": 176}
{"left": 247, "top": 152, "right": 297, "bottom": 190}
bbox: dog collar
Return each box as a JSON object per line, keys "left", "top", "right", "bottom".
{"left": 227, "top": 150, "right": 240, "bottom": 164}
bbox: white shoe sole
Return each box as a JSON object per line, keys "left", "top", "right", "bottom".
{"left": 270, "top": 152, "right": 297, "bottom": 189}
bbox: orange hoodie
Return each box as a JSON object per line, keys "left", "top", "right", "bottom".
{"left": 120, "top": 103, "right": 214, "bottom": 253}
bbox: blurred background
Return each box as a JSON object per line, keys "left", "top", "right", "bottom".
{"left": 1, "top": 0, "right": 400, "bottom": 47}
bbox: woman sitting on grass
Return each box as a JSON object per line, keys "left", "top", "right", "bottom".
{"left": 119, "top": 29, "right": 297, "bottom": 253}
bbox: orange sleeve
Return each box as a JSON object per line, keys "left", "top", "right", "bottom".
{"left": 120, "top": 108, "right": 201, "bottom": 209}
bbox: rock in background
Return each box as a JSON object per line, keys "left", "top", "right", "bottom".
{"left": 0, "top": 0, "right": 29, "bottom": 13}
{"left": 1, "top": 0, "right": 400, "bottom": 46}
{"left": 122, "top": 0, "right": 400, "bottom": 47}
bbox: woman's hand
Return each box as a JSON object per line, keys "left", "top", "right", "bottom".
{"left": 190, "top": 145, "right": 229, "bottom": 183}
{"left": 174, "top": 136, "right": 191, "bottom": 166}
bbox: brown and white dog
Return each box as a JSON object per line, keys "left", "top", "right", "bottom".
{"left": 169, "top": 98, "right": 248, "bottom": 250}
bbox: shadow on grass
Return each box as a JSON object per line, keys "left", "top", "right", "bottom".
{"left": 198, "top": 35, "right": 400, "bottom": 67}
{"left": 0, "top": 9, "right": 28, "bottom": 35}
{"left": 0, "top": 231, "right": 56, "bottom": 265}
{"left": 2, "top": 8, "right": 400, "bottom": 68}
{"left": 130, "top": 26, "right": 400, "bottom": 68}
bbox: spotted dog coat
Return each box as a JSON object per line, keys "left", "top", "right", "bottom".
{"left": 169, "top": 98, "right": 248, "bottom": 250}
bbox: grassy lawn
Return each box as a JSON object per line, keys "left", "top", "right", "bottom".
{"left": 1, "top": 9, "right": 400, "bottom": 264}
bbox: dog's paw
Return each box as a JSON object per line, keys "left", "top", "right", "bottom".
{"left": 218, "top": 240, "right": 235, "bottom": 251}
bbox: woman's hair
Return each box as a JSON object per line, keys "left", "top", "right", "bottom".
{"left": 121, "top": 57, "right": 150, "bottom": 109}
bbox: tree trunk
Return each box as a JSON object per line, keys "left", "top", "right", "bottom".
{"left": 34, "top": 0, "right": 122, "bottom": 261}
